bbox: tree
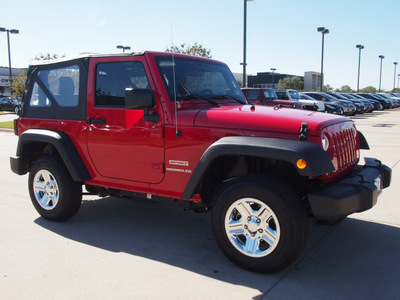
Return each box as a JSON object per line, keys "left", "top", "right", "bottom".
{"left": 34, "top": 53, "right": 65, "bottom": 60}
{"left": 322, "top": 84, "right": 333, "bottom": 92}
{"left": 277, "top": 76, "right": 304, "bottom": 90}
{"left": 339, "top": 85, "right": 354, "bottom": 93}
{"left": 9, "top": 54, "right": 64, "bottom": 98}
{"left": 165, "top": 43, "right": 212, "bottom": 58}
{"left": 10, "top": 70, "right": 27, "bottom": 98}
{"left": 359, "top": 86, "right": 377, "bottom": 93}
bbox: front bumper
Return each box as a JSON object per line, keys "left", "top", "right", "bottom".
{"left": 308, "top": 158, "right": 391, "bottom": 221}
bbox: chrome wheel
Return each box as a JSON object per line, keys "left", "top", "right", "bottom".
{"left": 32, "top": 169, "right": 60, "bottom": 211}
{"left": 224, "top": 197, "right": 280, "bottom": 258}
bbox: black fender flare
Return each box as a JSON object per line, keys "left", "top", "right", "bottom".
{"left": 182, "top": 136, "right": 335, "bottom": 199}
{"left": 358, "top": 130, "right": 369, "bottom": 150}
{"left": 10, "top": 129, "right": 91, "bottom": 182}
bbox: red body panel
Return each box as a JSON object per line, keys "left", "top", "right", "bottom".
{"left": 86, "top": 56, "right": 165, "bottom": 184}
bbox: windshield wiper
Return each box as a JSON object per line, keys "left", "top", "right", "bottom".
{"left": 175, "top": 77, "right": 218, "bottom": 106}
{"left": 176, "top": 95, "right": 218, "bottom": 106}
{"left": 211, "top": 95, "right": 247, "bottom": 104}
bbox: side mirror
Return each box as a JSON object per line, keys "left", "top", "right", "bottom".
{"left": 125, "top": 88, "right": 159, "bottom": 124}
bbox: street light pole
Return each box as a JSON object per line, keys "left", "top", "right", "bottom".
{"left": 116, "top": 45, "right": 131, "bottom": 52}
{"left": 242, "top": 0, "right": 254, "bottom": 88}
{"left": 393, "top": 62, "right": 398, "bottom": 92}
{"left": 356, "top": 44, "right": 364, "bottom": 93}
{"left": 270, "top": 68, "right": 276, "bottom": 88}
{"left": 0, "top": 27, "right": 19, "bottom": 83}
{"left": 398, "top": 74, "right": 400, "bottom": 90}
{"left": 317, "top": 27, "right": 329, "bottom": 92}
{"left": 378, "top": 55, "right": 385, "bottom": 92}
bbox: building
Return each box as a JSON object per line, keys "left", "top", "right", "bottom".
{"left": 232, "top": 73, "right": 244, "bottom": 86}
{"left": 304, "top": 71, "right": 322, "bottom": 92}
{"left": 246, "top": 70, "right": 322, "bottom": 91}
{"left": 0, "top": 67, "right": 25, "bottom": 97}
{"left": 247, "top": 72, "right": 301, "bottom": 89}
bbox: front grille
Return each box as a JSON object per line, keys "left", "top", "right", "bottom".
{"left": 323, "top": 126, "right": 359, "bottom": 182}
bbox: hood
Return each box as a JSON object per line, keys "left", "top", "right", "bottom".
{"left": 192, "top": 105, "right": 350, "bottom": 136}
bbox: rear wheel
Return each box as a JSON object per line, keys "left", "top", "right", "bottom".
{"left": 28, "top": 156, "right": 82, "bottom": 221}
{"left": 212, "top": 175, "right": 309, "bottom": 273}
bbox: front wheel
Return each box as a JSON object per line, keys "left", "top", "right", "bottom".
{"left": 28, "top": 156, "right": 82, "bottom": 221}
{"left": 212, "top": 175, "right": 309, "bottom": 273}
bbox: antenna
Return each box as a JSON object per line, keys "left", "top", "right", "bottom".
{"left": 171, "top": 25, "right": 181, "bottom": 138}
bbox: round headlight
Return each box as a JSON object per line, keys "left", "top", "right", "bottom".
{"left": 322, "top": 134, "right": 329, "bottom": 151}
{"left": 352, "top": 126, "right": 357, "bottom": 137}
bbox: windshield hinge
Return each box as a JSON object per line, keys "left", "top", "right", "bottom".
{"left": 299, "top": 122, "right": 308, "bottom": 141}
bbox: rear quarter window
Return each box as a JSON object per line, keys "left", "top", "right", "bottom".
{"left": 22, "top": 60, "right": 87, "bottom": 120}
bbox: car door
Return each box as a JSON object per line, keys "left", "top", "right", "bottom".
{"left": 86, "top": 57, "right": 165, "bottom": 184}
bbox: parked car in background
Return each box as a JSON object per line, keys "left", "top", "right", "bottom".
{"left": 0, "top": 97, "right": 21, "bottom": 114}
{"left": 389, "top": 92, "right": 400, "bottom": 98}
{"left": 300, "top": 93, "right": 342, "bottom": 115}
{"left": 373, "top": 94, "right": 396, "bottom": 108}
{"left": 377, "top": 93, "right": 400, "bottom": 108}
{"left": 338, "top": 93, "right": 375, "bottom": 113}
{"left": 242, "top": 88, "right": 304, "bottom": 109}
{"left": 302, "top": 92, "right": 356, "bottom": 116}
{"left": 326, "top": 92, "right": 366, "bottom": 114}
{"left": 275, "top": 89, "right": 324, "bottom": 111}
{"left": 357, "top": 93, "right": 392, "bottom": 109}
{"left": 350, "top": 94, "right": 383, "bottom": 111}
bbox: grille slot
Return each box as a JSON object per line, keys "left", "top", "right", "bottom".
{"left": 327, "top": 127, "right": 359, "bottom": 181}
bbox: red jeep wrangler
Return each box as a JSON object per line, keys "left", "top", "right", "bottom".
{"left": 10, "top": 52, "right": 391, "bottom": 273}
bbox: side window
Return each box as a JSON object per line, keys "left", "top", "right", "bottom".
{"left": 29, "top": 82, "right": 52, "bottom": 107}
{"left": 276, "top": 92, "right": 289, "bottom": 100}
{"left": 246, "top": 90, "right": 262, "bottom": 101}
{"left": 263, "top": 90, "right": 275, "bottom": 100}
{"left": 95, "top": 61, "right": 150, "bottom": 106}
{"left": 30, "top": 65, "right": 80, "bottom": 107}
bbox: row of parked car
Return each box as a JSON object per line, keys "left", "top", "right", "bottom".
{"left": 241, "top": 88, "right": 400, "bottom": 116}
{"left": 0, "top": 97, "right": 21, "bottom": 114}
{"left": 3, "top": 89, "right": 399, "bottom": 117}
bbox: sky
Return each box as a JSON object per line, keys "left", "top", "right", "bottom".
{"left": 1, "top": 0, "right": 400, "bottom": 91}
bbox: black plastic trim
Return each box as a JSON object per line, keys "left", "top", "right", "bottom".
{"left": 358, "top": 130, "right": 370, "bottom": 150}
{"left": 308, "top": 157, "right": 391, "bottom": 221}
{"left": 182, "top": 136, "right": 335, "bottom": 199}
{"left": 10, "top": 129, "right": 91, "bottom": 182}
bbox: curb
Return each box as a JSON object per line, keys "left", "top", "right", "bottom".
{"left": 0, "top": 128, "right": 14, "bottom": 133}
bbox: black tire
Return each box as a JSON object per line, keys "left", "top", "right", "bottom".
{"left": 28, "top": 155, "right": 82, "bottom": 221}
{"left": 212, "top": 175, "right": 309, "bottom": 273}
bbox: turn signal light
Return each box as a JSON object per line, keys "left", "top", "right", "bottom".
{"left": 296, "top": 159, "right": 307, "bottom": 170}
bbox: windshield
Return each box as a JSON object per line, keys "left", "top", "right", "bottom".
{"left": 353, "top": 94, "right": 365, "bottom": 99}
{"left": 299, "top": 93, "right": 315, "bottom": 100}
{"left": 333, "top": 93, "right": 347, "bottom": 100}
{"left": 155, "top": 56, "right": 246, "bottom": 103}
{"left": 262, "top": 89, "right": 277, "bottom": 100}
{"left": 289, "top": 90, "right": 301, "bottom": 100}
{"left": 321, "top": 93, "right": 338, "bottom": 101}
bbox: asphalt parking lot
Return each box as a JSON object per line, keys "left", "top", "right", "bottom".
{"left": 0, "top": 109, "right": 399, "bottom": 299}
